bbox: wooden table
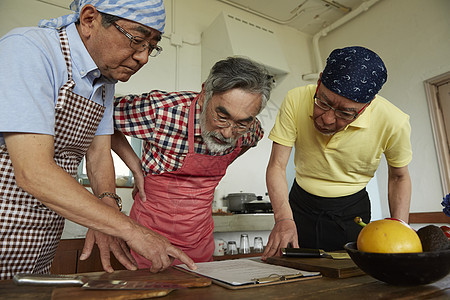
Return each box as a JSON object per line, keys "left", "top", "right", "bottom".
{"left": 1, "top": 267, "right": 449, "bottom": 300}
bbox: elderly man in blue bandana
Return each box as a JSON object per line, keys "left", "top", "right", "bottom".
{"left": 262, "top": 46, "right": 412, "bottom": 258}
{"left": 0, "top": 0, "right": 196, "bottom": 280}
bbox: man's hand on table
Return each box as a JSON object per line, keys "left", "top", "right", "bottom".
{"left": 81, "top": 229, "right": 138, "bottom": 272}
{"left": 81, "top": 224, "right": 197, "bottom": 273}
{"left": 261, "top": 220, "right": 299, "bottom": 260}
{"left": 125, "top": 222, "right": 197, "bottom": 273}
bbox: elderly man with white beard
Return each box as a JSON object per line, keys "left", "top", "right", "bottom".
{"left": 112, "top": 56, "right": 273, "bottom": 267}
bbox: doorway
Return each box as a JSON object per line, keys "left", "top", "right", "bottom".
{"left": 424, "top": 72, "right": 450, "bottom": 195}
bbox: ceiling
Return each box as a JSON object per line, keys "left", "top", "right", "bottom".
{"left": 218, "top": 0, "right": 367, "bottom": 35}
{"left": 38, "top": 0, "right": 367, "bottom": 36}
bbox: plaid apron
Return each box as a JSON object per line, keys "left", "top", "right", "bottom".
{"left": 0, "top": 28, "right": 105, "bottom": 280}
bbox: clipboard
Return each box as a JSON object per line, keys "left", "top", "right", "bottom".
{"left": 175, "top": 258, "right": 321, "bottom": 290}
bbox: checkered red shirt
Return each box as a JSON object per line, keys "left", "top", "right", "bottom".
{"left": 114, "top": 90, "right": 264, "bottom": 175}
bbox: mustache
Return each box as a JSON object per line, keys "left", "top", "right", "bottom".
{"left": 207, "top": 131, "right": 234, "bottom": 144}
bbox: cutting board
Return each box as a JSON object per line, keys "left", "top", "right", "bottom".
{"left": 52, "top": 267, "right": 211, "bottom": 300}
{"left": 52, "top": 287, "right": 172, "bottom": 299}
{"left": 266, "top": 256, "right": 365, "bottom": 278}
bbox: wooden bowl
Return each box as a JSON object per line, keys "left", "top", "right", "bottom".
{"left": 344, "top": 242, "right": 450, "bottom": 285}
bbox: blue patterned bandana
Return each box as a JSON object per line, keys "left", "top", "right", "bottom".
{"left": 321, "top": 46, "right": 387, "bottom": 103}
{"left": 39, "top": 0, "right": 165, "bottom": 33}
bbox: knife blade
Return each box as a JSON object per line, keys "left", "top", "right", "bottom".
{"left": 281, "top": 248, "right": 350, "bottom": 259}
{"left": 13, "top": 273, "right": 186, "bottom": 290}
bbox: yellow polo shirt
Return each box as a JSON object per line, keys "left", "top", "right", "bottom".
{"left": 268, "top": 85, "right": 412, "bottom": 197}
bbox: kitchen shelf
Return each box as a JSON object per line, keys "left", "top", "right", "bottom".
{"left": 213, "top": 249, "right": 263, "bottom": 261}
{"left": 212, "top": 213, "right": 275, "bottom": 232}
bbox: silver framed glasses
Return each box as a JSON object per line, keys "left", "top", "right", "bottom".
{"left": 210, "top": 107, "right": 253, "bottom": 134}
{"left": 113, "top": 23, "right": 162, "bottom": 57}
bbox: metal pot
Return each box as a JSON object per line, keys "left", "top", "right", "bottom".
{"left": 244, "top": 195, "right": 273, "bottom": 213}
{"left": 224, "top": 193, "right": 257, "bottom": 213}
{"left": 244, "top": 201, "right": 273, "bottom": 213}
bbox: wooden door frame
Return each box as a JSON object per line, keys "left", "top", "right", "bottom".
{"left": 424, "top": 71, "right": 450, "bottom": 195}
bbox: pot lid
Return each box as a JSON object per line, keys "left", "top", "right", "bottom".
{"left": 248, "top": 199, "right": 271, "bottom": 204}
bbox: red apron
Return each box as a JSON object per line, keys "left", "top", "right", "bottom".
{"left": 0, "top": 28, "right": 105, "bottom": 280}
{"left": 130, "top": 97, "right": 241, "bottom": 267}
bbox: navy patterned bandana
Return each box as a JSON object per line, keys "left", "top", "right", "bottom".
{"left": 321, "top": 46, "right": 387, "bottom": 103}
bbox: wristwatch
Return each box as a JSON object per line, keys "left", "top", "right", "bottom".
{"left": 98, "top": 192, "right": 122, "bottom": 211}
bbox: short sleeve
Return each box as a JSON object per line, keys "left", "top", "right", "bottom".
{"left": 268, "top": 90, "right": 300, "bottom": 147}
{"left": 114, "top": 93, "right": 156, "bottom": 139}
{"left": 240, "top": 118, "right": 264, "bottom": 147}
{"left": 384, "top": 115, "right": 412, "bottom": 167}
{"left": 0, "top": 32, "right": 57, "bottom": 137}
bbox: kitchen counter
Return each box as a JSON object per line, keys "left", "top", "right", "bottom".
{"left": 62, "top": 213, "right": 275, "bottom": 239}
{"left": 1, "top": 266, "right": 449, "bottom": 299}
{"left": 212, "top": 213, "right": 274, "bottom": 232}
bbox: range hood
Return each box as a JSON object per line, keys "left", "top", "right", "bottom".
{"left": 201, "top": 11, "right": 290, "bottom": 84}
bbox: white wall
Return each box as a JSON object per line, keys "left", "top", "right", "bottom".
{"left": 1, "top": 0, "right": 447, "bottom": 234}
{"left": 0, "top": 0, "right": 313, "bottom": 201}
{"left": 114, "top": 0, "right": 315, "bottom": 201}
{"left": 0, "top": 0, "right": 312, "bottom": 241}
{"left": 317, "top": 0, "right": 450, "bottom": 216}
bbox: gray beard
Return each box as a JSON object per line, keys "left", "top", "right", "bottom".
{"left": 200, "top": 108, "right": 238, "bottom": 153}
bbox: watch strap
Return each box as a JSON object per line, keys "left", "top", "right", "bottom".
{"left": 98, "top": 192, "right": 122, "bottom": 211}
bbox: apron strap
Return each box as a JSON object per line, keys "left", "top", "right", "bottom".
{"left": 58, "top": 28, "right": 73, "bottom": 81}
{"left": 56, "top": 28, "right": 75, "bottom": 109}
{"left": 187, "top": 96, "right": 200, "bottom": 154}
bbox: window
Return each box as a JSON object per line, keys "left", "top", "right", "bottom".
{"left": 77, "top": 137, "right": 142, "bottom": 188}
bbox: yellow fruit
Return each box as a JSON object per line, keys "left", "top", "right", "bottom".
{"left": 357, "top": 219, "right": 423, "bottom": 253}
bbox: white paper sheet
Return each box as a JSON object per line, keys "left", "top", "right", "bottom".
{"left": 177, "top": 258, "right": 320, "bottom": 286}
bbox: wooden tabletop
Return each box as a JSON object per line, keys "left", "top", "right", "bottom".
{"left": 1, "top": 267, "right": 449, "bottom": 300}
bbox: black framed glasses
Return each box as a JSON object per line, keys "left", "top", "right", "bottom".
{"left": 210, "top": 107, "right": 253, "bottom": 134}
{"left": 113, "top": 23, "right": 162, "bottom": 57}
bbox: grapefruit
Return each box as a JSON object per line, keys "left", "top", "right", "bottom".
{"left": 357, "top": 219, "right": 423, "bottom": 253}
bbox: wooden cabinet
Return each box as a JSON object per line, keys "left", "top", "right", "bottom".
{"left": 51, "top": 239, "right": 262, "bottom": 273}
{"left": 54, "top": 214, "right": 275, "bottom": 273}
{"left": 50, "top": 239, "right": 126, "bottom": 274}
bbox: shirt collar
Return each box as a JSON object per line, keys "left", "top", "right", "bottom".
{"left": 66, "top": 23, "right": 115, "bottom": 84}
{"left": 308, "top": 84, "right": 316, "bottom": 119}
{"left": 347, "top": 98, "right": 372, "bottom": 129}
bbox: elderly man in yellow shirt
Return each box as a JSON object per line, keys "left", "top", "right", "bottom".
{"left": 262, "top": 46, "right": 412, "bottom": 257}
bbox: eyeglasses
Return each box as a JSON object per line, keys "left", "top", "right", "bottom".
{"left": 314, "top": 96, "right": 368, "bottom": 120}
{"left": 313, "top": 81, "right": 368, "bottom": 121}
{"left": 210, "top": 107, "right": 253, "bottom": 134}
{"left": 113, "top": 23, "right": 163, "bottom": 57}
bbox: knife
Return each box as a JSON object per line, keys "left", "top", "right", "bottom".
{"left": 281, "top": 248, "right": 350, "bottom": 259}
{"left": 13, "top": 273, "right": 186, "bottom": 290}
